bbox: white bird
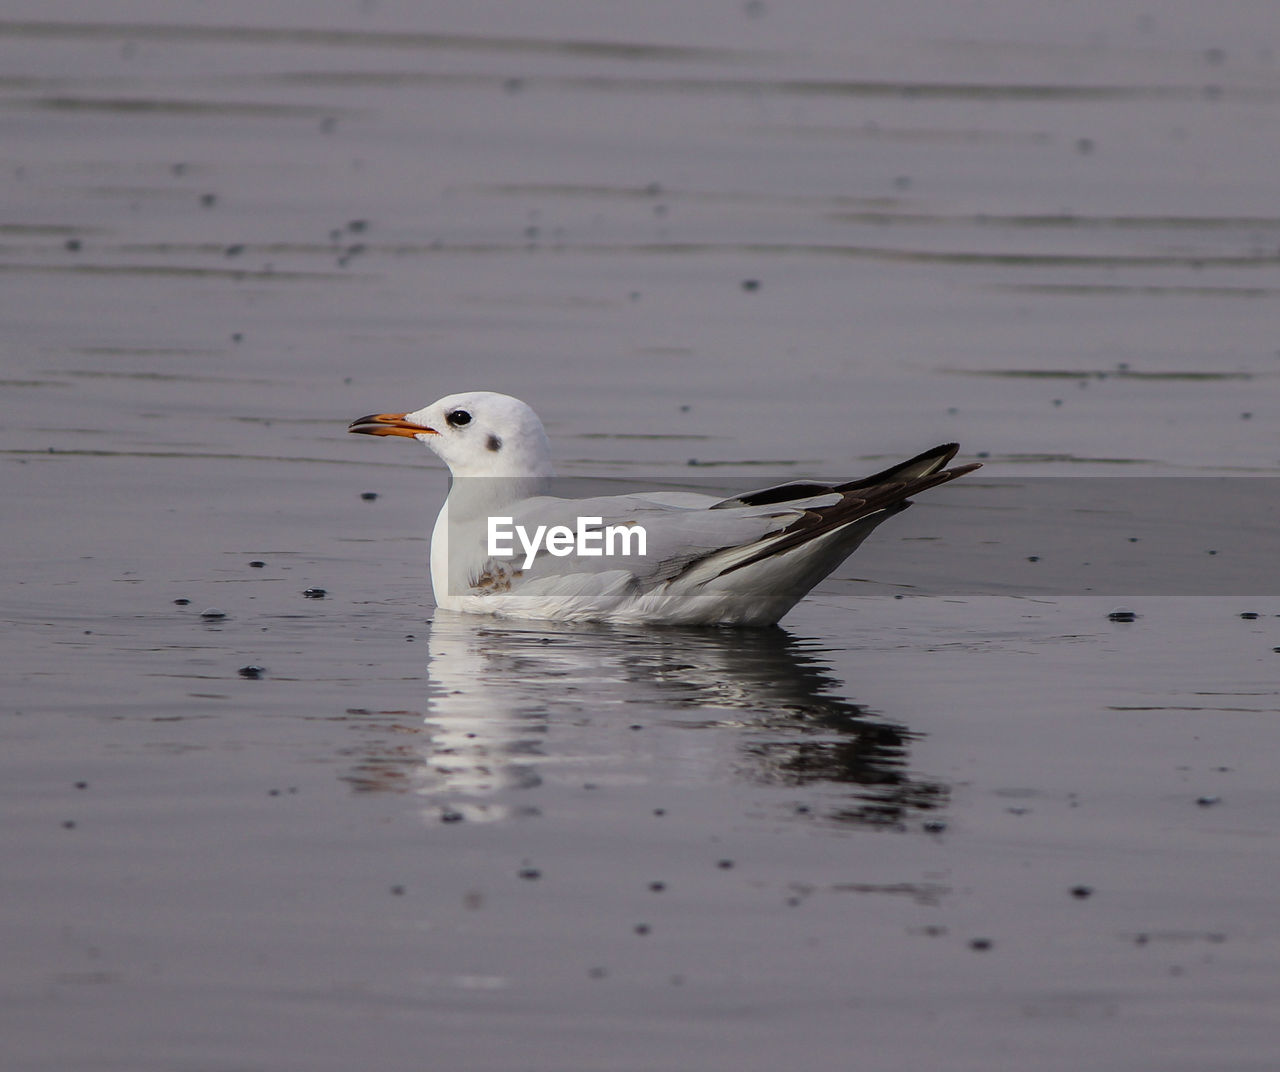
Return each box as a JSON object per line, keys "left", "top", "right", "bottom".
{"left": 349, "top": 391, "right": 979, "bottom": 626}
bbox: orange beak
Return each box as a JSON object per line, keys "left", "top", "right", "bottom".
{"left": 348, "top": 412, "right": 438, "bottom": 438}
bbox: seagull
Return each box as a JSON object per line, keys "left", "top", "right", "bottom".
{"left": 349, "top": 392, "right": 979, "bottom": 626}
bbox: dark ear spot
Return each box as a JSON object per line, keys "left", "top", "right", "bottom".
{"left": 486, "top": 434, "right": 502, "bottom": 453}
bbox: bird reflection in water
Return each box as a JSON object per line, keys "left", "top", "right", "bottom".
{"left": 344, "top": 612, "right": 947, "bottom": 829}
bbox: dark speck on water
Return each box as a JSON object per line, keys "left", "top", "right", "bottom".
{"left": 518, "top": 867, "right": 541, "bottom": 881}
{"left": 969, "top": 938, "right": 994, "bottom": 952}
{"left": 1240, "top": 612, "right": 1259, "bottom": 619}
{"left": 360, "top": 492, "right": 378, "bottom": 501}
{"left": 249, "top": 560, "right": 266, "bottom": 568}
{"left": 238, "top": 665, "right": 265, "bottom": 679}
{"left": 200, "top": 608, "right": 226, "bottom": 619}
{"left": 1108, "top": 607, "right": 1138, "bottom": 622}
{"left": 199, "top": 193, "right": 217, "bottom": 207}
{"left": 440, "top": 810, "right": 464, "bottom": 823}
{"left": 173, "top": 598, "right": 190, "bottom": 605}
{"left": 303, "top": 588, "right": 327, "bottom": 599}
{"left": 1196, "top": 796, "right": 1221, "bottom": 807}
{"left": 740, "top": 279, "right": 760, "bottom": 292}
{"left": 1071, "top": 885, "right": 1094, "bottom": 899}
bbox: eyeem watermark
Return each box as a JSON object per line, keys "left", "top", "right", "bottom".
{"left": 488, "top": 516, "right": 648, "bottom": 569}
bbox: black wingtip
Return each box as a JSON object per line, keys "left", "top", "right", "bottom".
{"left": 837, "top": 443, "right": 961, "bottom": 492}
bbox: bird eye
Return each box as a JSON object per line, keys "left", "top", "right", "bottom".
{"left": 445, "top": 409, "right": 472, "bottom": 428}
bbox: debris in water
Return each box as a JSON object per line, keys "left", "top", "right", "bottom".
{"left": 1108, "top": 607, "right": 1137, "bottom": 622}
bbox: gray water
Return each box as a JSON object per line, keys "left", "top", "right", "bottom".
{"left": 4, "top": 3, "right": 1280, "bottom": 1069}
